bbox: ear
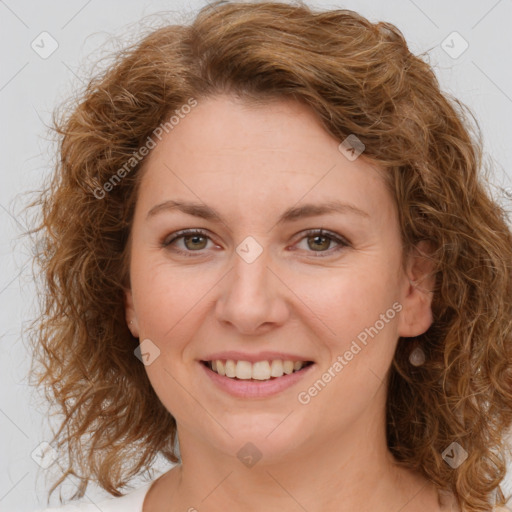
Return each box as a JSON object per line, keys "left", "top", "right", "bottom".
{"left": 124, "top": 288, "right": 140, "bottom": 338}
{"left": 397, "top": 240, "right": 437, "bottom": 338}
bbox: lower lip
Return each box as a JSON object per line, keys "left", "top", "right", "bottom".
{"left": 200, "top": 362, "right": 315, "bottom": 399}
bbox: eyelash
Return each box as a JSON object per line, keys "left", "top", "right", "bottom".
{"left": 162, "top": 228, "right": 350, "bottom": 258}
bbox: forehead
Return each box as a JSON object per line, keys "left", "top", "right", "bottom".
{"left": 135, "top": 95, "right": 394, "bottom": 225}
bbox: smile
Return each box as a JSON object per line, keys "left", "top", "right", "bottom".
{"left": 200, "top": 359, "right": 316, "bottom": 399}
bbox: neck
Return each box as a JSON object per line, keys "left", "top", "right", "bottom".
{"left": 154, "top": 401, "right": 440, "bottom": 512}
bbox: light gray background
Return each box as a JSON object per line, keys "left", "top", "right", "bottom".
{"left": 1, "top": 0, "right": 511, "bottom": 510}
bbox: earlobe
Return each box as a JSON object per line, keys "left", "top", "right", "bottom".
{"left": 124, "top": 288, "right": 140, "bottom": 338}
{"left": 397, "top": 240, "right": 437, "bottom": 338}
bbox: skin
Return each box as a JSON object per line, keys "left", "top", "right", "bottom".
{"left": 125, "top": 95, "right": 452, "bottom": 511}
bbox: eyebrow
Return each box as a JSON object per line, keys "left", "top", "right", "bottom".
{"left": 146, "top": 199, "right": 370, "bottom": 224}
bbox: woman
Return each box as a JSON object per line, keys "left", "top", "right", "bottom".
{"left": 29, "top": 1, "right": 512, "bottom": 511}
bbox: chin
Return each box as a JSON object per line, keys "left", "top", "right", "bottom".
{"left": 206, "top": 412, "right": 312, "bottom": 465}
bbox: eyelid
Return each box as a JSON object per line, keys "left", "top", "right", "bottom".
{"left": 298, "top": 228, "right": 350, "bottom": 248}
{"left": 162, "top": 228, "right": 213, "bottom": 247}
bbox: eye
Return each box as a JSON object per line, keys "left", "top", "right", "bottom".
{"left": 162, "top": 228, "right": 349, "bottom": 258}
{"left": 293, "top": 228, "right": 350, "bottom": 257}
{"left": 162, "top": 229, "right": 215, "bottom": 257}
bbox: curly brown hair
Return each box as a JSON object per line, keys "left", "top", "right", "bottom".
{"left": 26, "top": 1, "right": 512, "bottom": 510}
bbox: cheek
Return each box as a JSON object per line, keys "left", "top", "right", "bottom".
{"left": 294, "top": 268, "right": 402, "bottom": 412}
{"left": 292, "top": 261, "right": 400, "bottom": 342}
{"left": 131, "top": 251, "right": 201, "bottom": 335}
{"left": 295, "top": 270, "right": 400, "bottom": 421}
{"left": 131, "top": 261, "right": 201, "bottom": 419}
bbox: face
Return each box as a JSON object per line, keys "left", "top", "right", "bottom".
{"left": 125, "top": 95, "right": 434, "bottom": 464}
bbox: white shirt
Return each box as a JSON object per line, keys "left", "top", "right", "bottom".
{"left": 34, "top": 479, "right": 155, "bottom": 512}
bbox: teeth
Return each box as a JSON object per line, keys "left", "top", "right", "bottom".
{"left": 270, "top": 359, "right": 283, "bottom": 377}
{"left": 283, "top": 360, "right": 294, "bottom": 375}
{"left": 208, "top": 359, "right": 309, "bottom": 380}
{"left": 236, "top": 360, "right": 252, "bottom": 379}
{"left": 252, "top": 361, "right": 271, "bottom": 380}
{"left": 225, "top": 359, "right": 236, "bottom": 378}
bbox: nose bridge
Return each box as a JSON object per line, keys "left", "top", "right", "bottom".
{"left": 215, "top": 237, "right": 288, "bottom": 333}
{"left": 233, "top": 244, "right": 270, "bottom": 296}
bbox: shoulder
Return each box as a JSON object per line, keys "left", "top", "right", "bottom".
{"left": 33, "top": 480, "right": 154, "bottom": 512}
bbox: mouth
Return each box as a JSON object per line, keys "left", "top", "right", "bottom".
{"left": 200, "top": 359, "right": 314, "bottom": 381}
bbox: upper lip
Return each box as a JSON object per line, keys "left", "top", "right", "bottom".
{"left": 200, "top": 351, "right": 314, "bottom": 363}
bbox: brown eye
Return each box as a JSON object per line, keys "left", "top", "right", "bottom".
{"left": 163, "top": 229, "right": 213, "bottom": 257}
{"left": 307, "top": 234, "right": 332, "bottom": 251}
{"left": 295, "top": 229, "right": 350, "bottom": 256}
{"left": 182, "top": 234, "right": 208, "bottom": 250}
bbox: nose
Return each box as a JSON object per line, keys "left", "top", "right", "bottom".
{"left": 215, "top": 245, "right": 290, "bottom": 335}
